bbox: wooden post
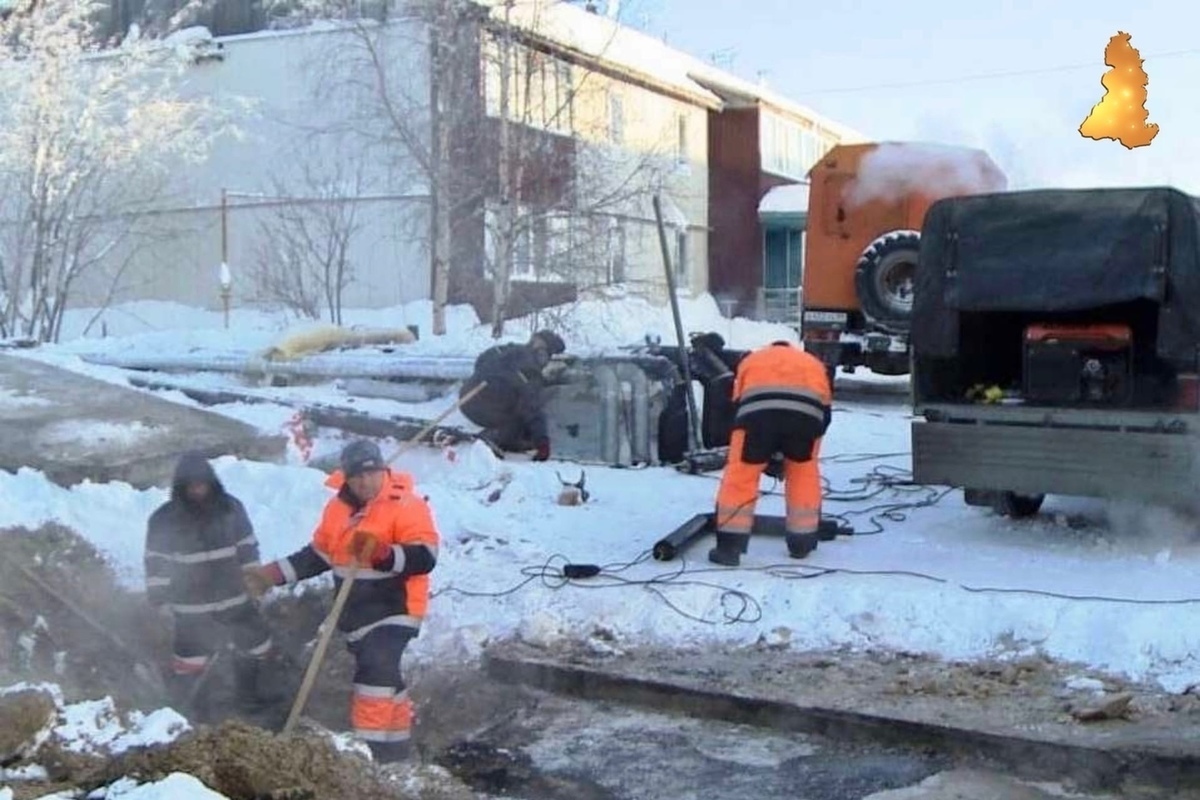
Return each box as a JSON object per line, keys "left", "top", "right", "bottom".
{"left": 220, "top": 189, "right": 231, "bottom": 329}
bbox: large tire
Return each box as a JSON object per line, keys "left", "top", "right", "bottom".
{"left": 854, "top": 230, "right": 920, "bottom": 334}
{"left": 993, "top": 492, "right": 1045, "bottom": 519}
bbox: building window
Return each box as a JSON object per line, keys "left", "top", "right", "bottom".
{"left": 674, "top": 229, "right": 688, "bottom": 282}
{"left": 609, "top": 92, "right": 624, "bottom": 144}
{"left": 676, "top": 114, "right": 688, "bottom": 163}
{"left": 553, "top": 61, "right": 573, "bottom": 133}
{"left": 513, "top": 219, "right": 535, "bottom": 280}
{"left": 608, "top": 221, "right": 626, "bottom": 283}
{"left": 760, "top": 112, "right": 830, "bottom": 181}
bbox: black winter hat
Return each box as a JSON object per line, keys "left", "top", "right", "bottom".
{"left": 532, "top": 329, "right": 566, "bottom": 356}
{"left": 341, "top": 439, "right": 385, "bottom": 477}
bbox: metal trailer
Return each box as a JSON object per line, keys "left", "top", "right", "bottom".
{"left": 908, "top": 186, "right": 1200, "bottom": 517}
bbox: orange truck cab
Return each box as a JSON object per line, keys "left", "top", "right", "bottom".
{"left": 799, "top": 142, "right": 1007, "bottom": 380}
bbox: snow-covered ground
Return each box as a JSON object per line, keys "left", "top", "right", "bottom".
{"left": 5, "top": 294, "right": 1200, "bottom": 700}
{"left": 0, "top": 683, "right": 196, "bottom": 799}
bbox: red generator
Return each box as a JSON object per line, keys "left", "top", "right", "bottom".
{"left": 1022, "top": 323, "right": 1135, "bottom": 406}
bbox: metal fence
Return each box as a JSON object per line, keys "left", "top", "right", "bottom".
{"left": 755, "top": 286, "right": 801, "bottom": 323}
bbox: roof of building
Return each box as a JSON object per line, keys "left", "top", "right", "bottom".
{"left": 474, "top": 0, "right": 868, "bottom": 141}
{"left": 759, "top": 183, "right": 810, "bottom": 215}
{"left": 687, "top": 66, "right": 868, "bottom": 143}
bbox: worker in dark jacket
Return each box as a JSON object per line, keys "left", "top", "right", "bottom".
{"left": 460, "top": 329, "right": 566, "bottom": 460}
{"left": 145, "top": 451, "right": 284, "bottom": 718}
{"left": 710, "top": 341, "right": 833, "bottom": 567}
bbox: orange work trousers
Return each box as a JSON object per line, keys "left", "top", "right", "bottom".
{"left": 714, "top": 428, "right": 822, "bottom": 536}
{"left": 348, "top": 625, "right": 415, "bottom": 752}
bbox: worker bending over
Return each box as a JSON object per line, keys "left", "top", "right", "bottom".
{"left": 244, "top": 439, "right": 439, "bottom": 762}
{"left": 459, "top": 329, "right": 566, "bottom": 460}
{"left": 710, "top": 341, "right": 833, "bottom": 566}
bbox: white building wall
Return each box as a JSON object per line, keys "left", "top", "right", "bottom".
{"left": 72, "top": 22, "right": 434, "bottom": 315}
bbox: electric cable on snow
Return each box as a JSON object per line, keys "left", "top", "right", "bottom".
{"left": 435, "top": 550, "right": 764, "bottom": 625}
{"left": 436, "top": 448, "right": 1200, "bottom": 618}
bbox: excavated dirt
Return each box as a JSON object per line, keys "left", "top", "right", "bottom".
{"left": 0, "top": 688, "right": 56, "bottom": 764}
{"left": 0, "top": 523, "right": 171, "bottom": 709}
{"left": 0, "top": 523, "right": 520, "bottom": 799}
{"left": 11, "top": 719, "right": 478, "bottom": 800}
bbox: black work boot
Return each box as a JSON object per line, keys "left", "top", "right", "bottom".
{"left": 708, "top": 532, "right": 748, "bottom": 566}
{"left": 233, "top": 656, "right": 287, "bottom": 711}
{"left": 817, "top": 518, "right": 840, "bottom": 542}
{"left": 786, "top": 532, "right": 819, "bottom": 559}
{"left": 369, "top": 739, "right": 413, "bottom": 764}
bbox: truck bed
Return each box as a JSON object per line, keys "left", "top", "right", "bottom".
{"left": 912, "top": 403, "right": 1197, "bottom": 506}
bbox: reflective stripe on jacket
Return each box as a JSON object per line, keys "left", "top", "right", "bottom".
{"left": 274, "top": 469, "right": 439, "bottom": 637}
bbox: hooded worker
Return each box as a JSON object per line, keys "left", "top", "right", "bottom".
{"left": 459, "top": 329, "right": 566, "bottom": 460}
{"left": 709, "top": 341, "right": 833, "bottom": 566}
{"left": 243, "top": 439, "right": 440, "bottom": 763}
{"left": 144, "top": 451, "right": 285, "bottom": 720}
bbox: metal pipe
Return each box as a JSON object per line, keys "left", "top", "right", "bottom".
{"left": 614, "top": 362, "right": 651, "bottom": 465}
{"left": 652, "top": 194, "right": 702, "bottom": 452}
{"left": 652, "top": 513, "right": 713, "bottom": 561}
{"left": 79, "top": 352, "right": 477, "bottom": 381}
{"left": 596, "top": 364, "right": 621, "bottom": 465}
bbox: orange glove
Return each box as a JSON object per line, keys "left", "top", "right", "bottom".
{"left": 350, "top": 530, "right": 393, "bottom": 570}
{"left": 243, "top": 563, "right": 283, "bottom": 598}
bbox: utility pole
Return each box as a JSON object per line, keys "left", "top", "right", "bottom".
{"left": 219, "top": 188, "right": 231, "bottom": 329}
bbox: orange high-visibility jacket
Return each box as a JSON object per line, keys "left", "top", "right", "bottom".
{"left": 272, "top": 469, "right": 439, "bottom": 640}
{"left": 731, "top": 341, "right": 832, "bottom": 430}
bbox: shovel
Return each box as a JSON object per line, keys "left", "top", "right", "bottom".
{"left": 281, "top": 534, "right": 376, "bottom": 735}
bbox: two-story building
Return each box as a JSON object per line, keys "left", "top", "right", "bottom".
{"left": 69, "top": 0, "right": 865, "bottom": 327}
{"left": 692, "top": 67, "right": 867, "bottom": 320}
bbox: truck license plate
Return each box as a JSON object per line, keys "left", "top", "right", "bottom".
{"left": 866, "top": 335, "right": 889, "bottom": 352}
{"left": 802, "top": 311, "right": 848, "bottom": 325}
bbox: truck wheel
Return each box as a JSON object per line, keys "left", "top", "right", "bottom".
{"left": 993, "top": 492, "right": 1045, "bottom": 518}
{"left": 854, "top": 230, "right": 920, "bottom": 335}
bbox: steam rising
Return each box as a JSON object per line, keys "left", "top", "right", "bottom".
{"left": 843, "top": 142, "right": 1008, "bottom": 208}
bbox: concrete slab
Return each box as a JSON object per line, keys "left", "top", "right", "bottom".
{"left": 0, "top": 355, "right": 287, "bottom": 489}
{"left": 484, "top": 641, "right": 1200, "bottom": 796}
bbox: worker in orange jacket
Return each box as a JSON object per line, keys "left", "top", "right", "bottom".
{"left": 244, "top": 439, "right": 439, "bottom": 762}
{"left": 710, "top": 341, "right": 832, "bottom": 566}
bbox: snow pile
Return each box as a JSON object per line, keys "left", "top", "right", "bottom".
{"left": 0, "top": 683, "right": 214, "bottom": 798}
{"left": 0, "top": 461, "right": 328, "bottom": 585}
{"left": 44, "top": 293, "right": 797, "bottom": 362}
{"left": 36, "top": 420, "right": 163, "bottom": 454}
{"left": 53, "top": 697, "right": 189, "bottom": 757}
{"left": 21, "top": 774, "right": 227, "bottom": 799}
{"left": 82, "top": 773, "right": 229, "bottom": 799}
{"left": 0, "top": 683, "right": 189, "bottom": 759}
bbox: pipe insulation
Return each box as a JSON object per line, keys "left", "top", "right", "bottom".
{"left": 80, "top": 351, "right": 478, "bottom": 381}
{"left": 81, "top": 351, "right": 680, "bottom": 385}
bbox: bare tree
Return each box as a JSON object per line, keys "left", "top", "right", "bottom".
{"left": 248, "top": 156, "right": 369, "bottom": 324}
{"left": 474, "top": 0, "right": 677, "bottom": 337}
{"left": 0, "top": 0, "right": 235, "bottom": 342}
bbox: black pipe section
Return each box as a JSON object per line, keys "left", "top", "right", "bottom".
{"left": 652, "top": 514, "right": 851, "bottom": 561}
{"left": 652, "top": 513, "right": 713, "bottom": 561}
